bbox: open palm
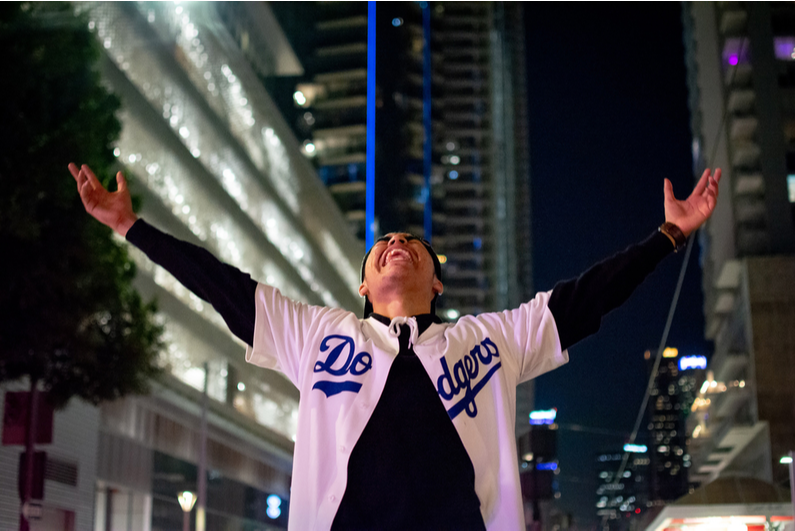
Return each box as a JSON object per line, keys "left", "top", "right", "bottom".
{"left": 68, "top": 163, "right": 138, "bottom": 236}
{"left": 664, "top": 168, "right": 721, "bottom": 237}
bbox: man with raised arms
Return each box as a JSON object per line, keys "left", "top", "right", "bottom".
{"left": 69, "top": 162, "right": 720, "bottom": 530}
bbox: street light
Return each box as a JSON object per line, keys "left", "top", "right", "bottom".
{"left": 177, "top": 491, "right": 197, "bottom": 531}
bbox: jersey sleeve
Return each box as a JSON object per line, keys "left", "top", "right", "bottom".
{"left": 245, "top": 283, "right": 335, "bottom": 386}
{"left": 470, "top": 290, "right": 569, "bottom": 385}
{"left": 548, "top": 230, "right": 674, "bottom": 350}
{"left": 125, "top": 218, "right": 257, "bottom": 345}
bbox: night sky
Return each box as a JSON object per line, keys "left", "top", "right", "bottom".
{"left": 524, "top": 3, "right": 711, "bottom": 527}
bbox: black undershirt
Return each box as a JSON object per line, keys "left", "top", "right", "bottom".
{"left": 126, "top": 219, "right": 674, "bottom": 527}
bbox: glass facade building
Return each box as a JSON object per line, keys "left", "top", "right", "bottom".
{"left": 0, "top": 2, "right": 363, "bottom": 529}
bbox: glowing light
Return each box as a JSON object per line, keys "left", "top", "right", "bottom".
{"left": 623, "top": 444, "right": 647, "bottom": 453}
{"left": 781, "top": 456, "right": 793, "bottom": 464}
{"left": 237, "top": 382, "right": 246, "bottom": 391}
{"left": 113, "top": 147, "right": 121, "bottom": 157}
{"left": 679, "top": 355, "right": 707, "bottom": 370}
{"left": 293, "top": 91, "right": 307, "bottom": 106}
{"left": 177, "top": 491, "right": 197, "bottom": 512}
{"left": 787, "top": 175, "right": 795, "bottom": 203}
{"left": 266, "top": 494, "right": 282, "bottom": 519}
{"left": 446, "top": 142, "right": 456, "bottom": 151}
{"left": 304, "top": 142, "right": 315, "bottom": 154}
{"left": 437, "top": 254, "right": 447, "bottom": 264}
{"left": 700, "top": 380, "right": 710, "bottom": 394}
{"left": 522, "top": 452, "right": 534, "bottom": 462}
{"left": 728, "top": 55, "right": 739, "bottom": 66}
{"left": 663, "top": 347, "right": 678, "bottom": 358}
{"left": 448, "top": 170, "right": 459, "bottom": 180}
{"left": 392, "top": 17, "right": 403, "bottom": 27}
{"left": 179, "top": 126, "right": 190, "bottom": 138}
{"left": 529, "top": 408, "right": 557, "bottom": 425}
{"left": 445, "top": 308, "right": 460, "bottom": 320}
{"left": 449, "top": 155, "right": 460, "bottom": 165}
{"left": 537, "top": 462, "right": 557, "bottom": 471}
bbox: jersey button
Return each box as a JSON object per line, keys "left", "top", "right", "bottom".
{"left": 329, "top": 495, "right": 337, "bottom": 502}
{"left": 339, "top": 444, "right": 346, "bottom": 452}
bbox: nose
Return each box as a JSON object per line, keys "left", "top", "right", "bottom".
{"left": 387, "top": 234, "right": 407, "bottom": 246}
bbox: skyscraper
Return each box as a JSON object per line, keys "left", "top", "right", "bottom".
{"left": 595, "top": 449, "right": 650, "bottom": 530}
{"left": 682, "top": 1, "right": 795, "bottom": 490}
{"left": 273, "top": 2, "right": 534, "bottom": 314}
{"left": 644, "top": 348, "right": 701, "bottom": 503}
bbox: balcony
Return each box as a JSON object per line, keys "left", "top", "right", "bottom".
{"left": 730, "top": 141, "right": 761, "bottom": 168}
{"left": 733, "top": 173, "right": 764, "bottom": 196}
{"left": 727, "top": 89, "right": 755, "bottom": 114}
{"left": 729, "top": 116, "right": 758, "bottom": 141}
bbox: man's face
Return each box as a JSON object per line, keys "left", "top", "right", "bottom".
{"left": 359, "top": 233, "right": 443, "bottom": 306}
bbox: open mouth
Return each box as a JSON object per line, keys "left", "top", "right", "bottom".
{"left": 383, "top": 248, "right": 412, "bottom": 266}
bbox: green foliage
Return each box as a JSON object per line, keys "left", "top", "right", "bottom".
{"left": 0, "top": 2, "right": 163, "bottom": 407}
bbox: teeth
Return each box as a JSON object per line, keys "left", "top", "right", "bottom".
{"left": 385, "top": 249, "right": 411, "bottom": 264}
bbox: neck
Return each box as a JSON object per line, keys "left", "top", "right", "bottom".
{"left": 371, "top": 298, "right": 432, "bottom": 319}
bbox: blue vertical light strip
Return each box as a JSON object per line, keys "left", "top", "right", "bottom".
{"left": 422, "top": 2, "right": 433, "bottom": 242}
{"left": 365, "top": 1, "right": 376, "bottom": 251}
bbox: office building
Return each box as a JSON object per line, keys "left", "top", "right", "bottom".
{"left": 0, "top": 2, "right": 361, "bottom": 529}
{"left": 644, "top": 348, "right": 702, "bottom": 502}
{"left": 682, "top": 1, "right": 795, "bottom": 491}
{"left": 594, "top": 449, "right": 650, "bottom": 530}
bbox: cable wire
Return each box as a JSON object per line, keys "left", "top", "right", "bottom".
{"left": 601, "top": 20, "right": 745, "bottom": 518}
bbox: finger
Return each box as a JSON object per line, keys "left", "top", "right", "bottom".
{"left": 81, "top": 164, "right": 102, "bottom": 191}
{"left": 664, "top": 178, "right": 675, "bottom": 202}
{"left": 692, "top": 168, "right": 710, "bottom": 196}
{"left": 79, "top": 179, "right": 95, "bottom": 210}
{"left": 68, "top": 163, "right": 81, "bottom": 181}
{"left": 116, "top": 171, "right": 128, "bottom": 193}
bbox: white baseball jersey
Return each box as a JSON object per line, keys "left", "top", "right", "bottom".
{"left": 245, "top": 283, "right": 568, "bottom": 530}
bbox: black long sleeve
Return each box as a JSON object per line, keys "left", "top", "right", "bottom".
{"left": 126, "top": 219, "right": 257, "bottom": 346}
{"left": 548, "top": 230, "right": 675, "bottom": 351}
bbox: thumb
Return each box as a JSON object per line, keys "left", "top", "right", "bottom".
{"left": 663, "top": 178, "right": 675, "bottom": 202}
{"left": 116, "top": 171, "right": 128, "bottom": 193}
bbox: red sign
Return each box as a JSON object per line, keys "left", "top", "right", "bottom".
{"left": 2, "top": 392, "right": 54, "bottom": 445}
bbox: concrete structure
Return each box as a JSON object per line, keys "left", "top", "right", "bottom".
{"left": 682, "top": 2, "right": 795, "bottom": 492}
{"left": 1, "top": 2, "right": 362, "bottom": 529}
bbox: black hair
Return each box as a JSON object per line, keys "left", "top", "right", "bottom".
{"left": 360, "top": 234, "right": 442, "bottom": 318}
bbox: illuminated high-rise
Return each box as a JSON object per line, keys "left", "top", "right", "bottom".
{"left": 0, "top": 3, "right": 361, "bottom": 528}
{"left": 682, "top": 2, "right": 795, "bottom": 491}
{"left": 644, "top": 348, "right": 702, "bottom": 503}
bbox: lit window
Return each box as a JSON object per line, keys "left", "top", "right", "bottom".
{"left": 774, "top": 37, "right": 795, "bottom": 61}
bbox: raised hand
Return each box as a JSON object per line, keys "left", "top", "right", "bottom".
{"left": 663, "top": 168, "right": 721, "bottom": 237}
{"left": 68, "top": 163, "right": 138, "bottom": 237}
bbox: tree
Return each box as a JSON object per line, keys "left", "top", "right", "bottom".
{"left": 0, "top": 2, "right": 163, "bottom": 408}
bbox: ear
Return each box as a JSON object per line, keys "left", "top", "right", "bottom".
{"left": 359, "top": 280, "right": 369, "bottom": 298}
{"left": 432, "top": 278, "right": 443, "bottom": 296}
